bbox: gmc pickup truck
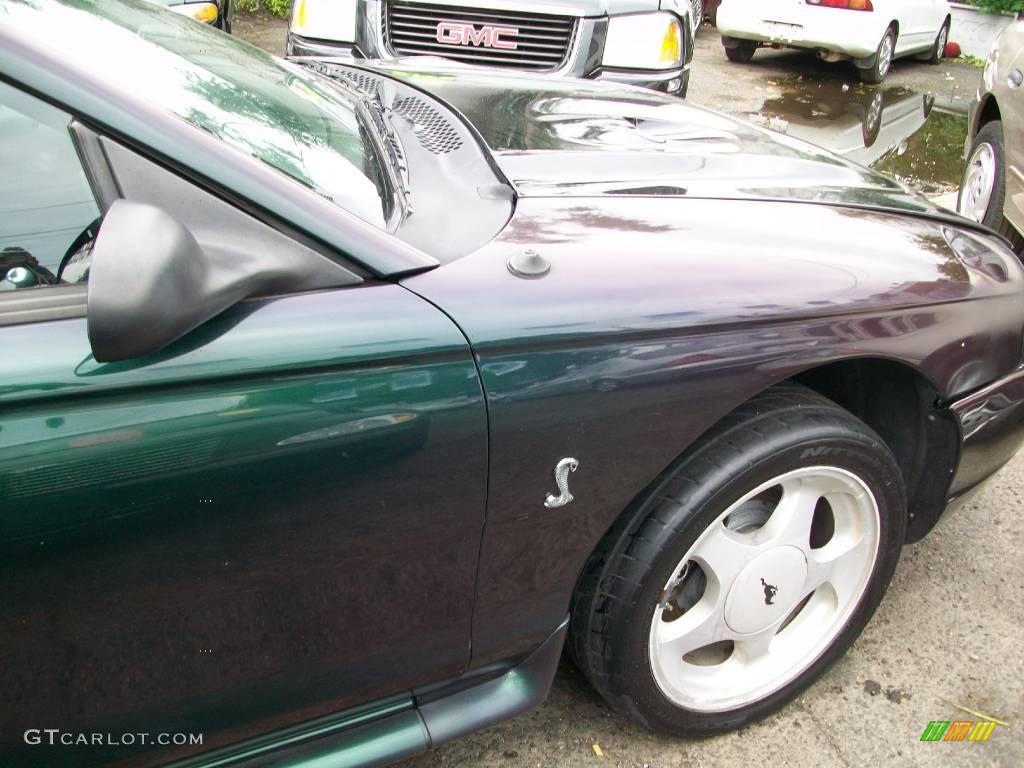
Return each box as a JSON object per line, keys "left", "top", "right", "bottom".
{"left": 286, "top": 0, "right": 699, "bottom": 96}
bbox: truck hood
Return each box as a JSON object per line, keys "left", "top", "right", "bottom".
{"left": 372, "top": 61, "right": 944, "bottom": 216}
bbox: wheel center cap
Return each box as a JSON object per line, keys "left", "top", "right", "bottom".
{"left": 724, "top": 546, "right": 807, "bottom": 635}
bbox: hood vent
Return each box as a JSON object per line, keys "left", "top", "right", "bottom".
{"left": 341, "top": 70, "right": 383, "bottom": 94}
{"left": 394, "top": 96, "right": 464, "bottom": 155}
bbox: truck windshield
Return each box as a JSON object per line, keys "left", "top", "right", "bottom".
{"left": 4, "top": 0, "right": 391, "bottom": 227}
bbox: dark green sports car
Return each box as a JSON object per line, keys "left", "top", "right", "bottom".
{"left": 2, "top": 1, "right": 1023, "bottom": 766}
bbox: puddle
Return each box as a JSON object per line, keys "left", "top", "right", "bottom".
{"left": 751, "top": 81, "right": 967, "bottom": 195}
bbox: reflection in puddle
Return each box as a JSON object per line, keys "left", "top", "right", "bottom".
{"left": 752, "top": 82, "right": 967, "bottom": 195}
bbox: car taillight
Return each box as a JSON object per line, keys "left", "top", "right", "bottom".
{"left": 806, "top": 0, "right": 874, "bottom": 10}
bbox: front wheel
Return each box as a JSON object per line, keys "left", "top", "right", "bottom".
{"left": 919, "top": 20, "right": 949, "bottom": 65}
{"left": 570, "top": 384, "right": 905, "bottom": 733}
{"left": 959, "top": 121, "right": 1023, "bottom": 252}
{"left": 859, "top": 26, "right": 896, "bottom": 83}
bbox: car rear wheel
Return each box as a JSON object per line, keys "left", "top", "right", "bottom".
{"left": 918, "top": 20, "right": 949, "bottom": 65}
{"left": 959, "top": 121, "right": 1024, "bottom": 253}
{"left": 570, "top": 384, "right": 905, "bottom": 733}
{"left": 859, "top": 26, "right": 896, "bottom": 84}
{"left": 724, "top": 38, "right": 757, "bottom": 63}
{"left": 856, "top": 90, "right": 885, "bottom": 147}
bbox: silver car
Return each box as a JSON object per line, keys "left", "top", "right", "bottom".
{"left": 286, "top": 0, "right": 695, "bottom": 97}
{"left": 959, "top": 15, "right": 1024, "bottom": 253}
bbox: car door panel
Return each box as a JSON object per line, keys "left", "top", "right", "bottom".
{"left": 880, "top": 0, "right": 912, "bottom": 54}
{"left": 909, "top": 0, "right": 946, "bottom": 52}
{"left": 1003, "top": 23, "right": 1024, "bottom": 234}
{"left": 0, "top": 285, "right": 487, "bottom": 766}
{"left": 881, "top": 0, "right": 920, "bottom": 53}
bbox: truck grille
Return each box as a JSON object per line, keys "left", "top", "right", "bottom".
{"left": 383, "top": 1, "right": 576, "bottom": 71}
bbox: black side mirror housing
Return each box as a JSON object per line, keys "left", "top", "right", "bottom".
{"left": 86, "top": 200, "right": 361, "bottom": 362}
{"left": 87, "top": 200, "right": 253, "bottom": 362}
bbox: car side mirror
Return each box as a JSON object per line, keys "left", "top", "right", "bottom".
{"left": 87, "top": 200, "right": 256, "bottom": 362}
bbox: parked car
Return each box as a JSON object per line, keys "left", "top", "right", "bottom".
{"left": 287, "top": 0, "right": 694, "bottom": 96}
{"left": 154, "top": 0, "right": 233, "bottom": 30}
{"left": 757, "top": 85, "right": 934, "bottom": 168}
{"left": 959, "top": 15, "right": 1024, "bottom": 253}
{"left": 4, "top": 2, "right": 1024, "bottom": 766}
{"left": 716, "top": 0, "right": 951, "bottom": 83}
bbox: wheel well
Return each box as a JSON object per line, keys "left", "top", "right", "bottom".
{"left": 890, "top": 21, "right": 899, "bottom": 39}
{"left": 586, "top": 358, "right": 960, "bottom": 581}
{"left": 794, "top": 358, "right": 958, "bottom": 541}
{"left": 978, "top": 95, "right": 1001, "bottom": 130}
{"left": 574, "top": 358, "right": 960, "bottom": 615}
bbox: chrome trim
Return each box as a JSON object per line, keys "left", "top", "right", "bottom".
{"left": 382, "top": 1, "right": 579, "bottom": 72}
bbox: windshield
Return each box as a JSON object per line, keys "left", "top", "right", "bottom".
{"left": 3, "top": 0, "right": 391, "bottom": 228}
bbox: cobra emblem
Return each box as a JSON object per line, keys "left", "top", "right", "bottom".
{"left": 544, "top": 457, "right": 579, "bottom": 508}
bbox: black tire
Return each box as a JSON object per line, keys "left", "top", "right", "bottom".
{"left": 919, "top": 19, "right": 949, "bottom": 65}
{"left": 570, "top": 383, "right": 906, "bottom": 734}
{"left": 858, "top": 26, "right": 896, "bottom": 84}
{"left": 724, "top": 38, "right": 757, "bottom": 63}
{"left": 959, "top": 121, "right": 1024, "bottom": 254}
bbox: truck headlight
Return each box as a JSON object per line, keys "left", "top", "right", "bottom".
{"left": 170, "top": 2, "right": 219, "bottom": 25}
{"left": 603, "top": 12, "right": 683, "bottom": 70}
{"left": 291, "top": 0, "right": 357, "bottom": 42}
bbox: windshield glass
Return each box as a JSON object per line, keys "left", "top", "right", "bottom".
{"left": 3, "top": 0, "right": 390, "bottom": 228}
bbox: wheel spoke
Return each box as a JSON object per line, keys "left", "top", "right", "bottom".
{"left": 805, "top": 533, "right": 873, "bottom": 608}
{"left": 689, "top": 522, "right": 757, "bottom": 586}
{"left": 653, "top": 595, "right": 730, "bottom": 659}
{"left": 735, "top": 628, "right": 774, "bottom": 663}
{"left": 753, "top": 477, "right": 821, "bottom": 549}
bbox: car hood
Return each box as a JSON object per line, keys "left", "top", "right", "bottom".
{"left": 370, "top": 61, "right": 944, "bottom": 216}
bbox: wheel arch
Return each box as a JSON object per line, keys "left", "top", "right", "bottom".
{"left": 581, "top": 355, "right": 958, "bottom": 573}
{"left": 976, "top": 94, "right": 1002, "bottom": 133}
{"left": 792, "top": 357, "right": 959, "bottom": 542}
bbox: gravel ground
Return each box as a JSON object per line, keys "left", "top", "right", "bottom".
{"left": 232, "top": 15, "right": 1021, "bottom": 767}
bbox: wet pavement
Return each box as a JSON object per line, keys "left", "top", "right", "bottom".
{"left": 685, "top": 27, "right": 980, "bottom": 199}
{"left": 752, "top": 82, "right": 967, "bottom": 195}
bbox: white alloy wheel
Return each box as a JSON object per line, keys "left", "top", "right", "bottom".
{"left": 959, "top": 142, "right": 998, "bottom": 224}
{"left": 877, "top": 33, "right": 894, "bottom": 78}
{"left": 648, "top": 466, "right": 879, "bottom": 712}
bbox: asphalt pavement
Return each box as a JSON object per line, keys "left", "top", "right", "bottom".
{"left": 233, "top": 15, "right": 1022, "bottom": 767}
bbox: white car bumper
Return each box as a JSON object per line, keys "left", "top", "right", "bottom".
{"left": 716, "top": 2, "right": 887, "bottom": 59}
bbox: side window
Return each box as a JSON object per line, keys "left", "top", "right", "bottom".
{"left": 0, "top": 81, "right": 99, "bottom": 290}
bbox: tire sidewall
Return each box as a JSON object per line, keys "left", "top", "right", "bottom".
{"left": 935, "top": 22, "right": 949, "bottom": 62}
{"left": 861, "top": 27, "right": 895, "bottom": 83}
{"left": 605, "top": 428, "right": 905, "bottom": 734}
{"left": 875, "top": 28, "right": 895, "bottom": 79}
